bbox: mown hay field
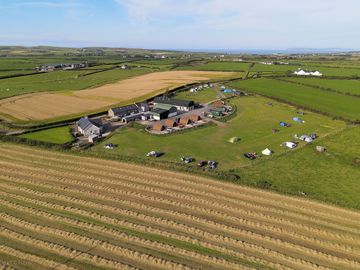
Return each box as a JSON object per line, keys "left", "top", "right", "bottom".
{"left": 0, "top": 70, "right": 238, "bottom": 122}
{"left": 0, "top": 143, "right": 360, "bottom": 269}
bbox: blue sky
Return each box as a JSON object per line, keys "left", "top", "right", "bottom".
{"left": 1, "top": 0, "right": 360, "bottom": 50}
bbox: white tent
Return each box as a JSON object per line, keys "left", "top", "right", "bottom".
{"left": 310, "top": 71, "right": 323, "bottom": 77}
{"left": 285, "top": 142, "right": 297, "bottom": 149}
{"left": 262, "top": 148, "right": 272, "bottom": 156}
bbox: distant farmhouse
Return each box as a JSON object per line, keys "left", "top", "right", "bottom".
{"left": 294, "top": 69, "right": 323, "bottom": 77}
{"left": 37, "top": 62, "right": 88, "bottom": 72}
{"left": 77, "top": 117, "right": 103, "bottom": 138}
{"left": 153, "top": 97, "right": 195, "bottom": 112}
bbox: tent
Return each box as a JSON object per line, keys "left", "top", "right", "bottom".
{"left": 261, "top": 148, "right": 272, "bottom": 156}
{"left": 229, "top": 137, "right": 240, "bottom": 143}
{"left": 279, "top": 121, "right": 288, "bottom": 127}
{"left": 292, "top": 117, "right": 303, "bottom": 123}
{"left": 285, "top": 142, "right": 297, "bottom": 149}
{"left": 223, "top": 89, "right": 233, "bottom": 93}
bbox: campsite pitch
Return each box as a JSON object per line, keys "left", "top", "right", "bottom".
{"left": 0, "top": 143, "right": 359, "bottom": 269}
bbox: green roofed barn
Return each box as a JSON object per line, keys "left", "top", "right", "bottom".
{"left": 154, "top": 96, "right": 195, "bottom": 111}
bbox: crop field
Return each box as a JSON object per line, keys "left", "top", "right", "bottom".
{"left": 19, "top": 126, "right": 73, "bottom": 144}
{"left": 228, "top": 78, "right": 360, "bottom": 122}
{"left": 281, "top": 77, "right": 360, "bottom": 96}
{"left": 0, "top": 143, "right": 360, "bottom": 269}
{"left": 177, "top": 61, "right": 251, "bottom": 71}
{"left": 0, "top": 70, "right": 238, "bottom": 122}
{"left": 0, "top": 68, "right": 151, "bottom": 99}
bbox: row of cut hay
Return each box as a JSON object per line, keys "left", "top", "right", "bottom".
{"left": 0, "top": 160, "right": 358, "bottom": 256}
{"left": 1, "top": 153, "right": 359, "bottom": 245}
{"left": 0, "top": 245, "right": 76, "bottom": 270}
{"left": 0, "top": 226, "right": 142, "bottom": 270}
{"left": 0, "top": 181, "right": 358, "bottom": 270}
{"left": 0, "top": 194, "right": 268, "bottom": 270}
{"left": 0, "top": 202, "right": 258, "bottom": 270}
{"left": 0, "top": 174, "right": 357, "bottom": 262}
{"left": 2, "top": 145, "right": 359, "bottom": 229}
{"left": 0, "top": 189, "right": 322, "bottom": 270}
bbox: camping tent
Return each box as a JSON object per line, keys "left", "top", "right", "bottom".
{"left": 285, "top": 142, "right": 297, "bottom": 149}
{"left": 229, "top": 137, "right": 240, "bottom": 143}
{"left": 223, "top": 89, "right": 233, "bottom": 93}
{"left": 262, "top": 148, "right": 272, "bottom": 156}
{"left": 279, "top": 121, "right": 288, "bottom": 127}
{"left": 292, "top": 117, "right": 303, "bottom": 123}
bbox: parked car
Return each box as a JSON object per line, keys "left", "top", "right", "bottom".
{"left": 207, "top": 160, "right": 217, "bottom": 169}
{"left": 197, "top": 160, "right": 207, "bottom": 167}
{"left": 244, "top": 153, "right": 257, "bottom": 160}
{"left": 181, "top": 156, "right": 194, "bottom": 163}
{"left": 104, "top": 143, "right": 115, "bottom": 149}
{"left": 146, "top": 151, "right": 161, "bottom": 157}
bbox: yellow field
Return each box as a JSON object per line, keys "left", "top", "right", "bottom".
{"left": 0, "top": 143, "right": 359, "bottom": 269}
{"left": 0, "top": 71, "right": 238, "bottom": 122}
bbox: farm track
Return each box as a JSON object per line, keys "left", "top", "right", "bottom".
{"left": 0, "top": 144, "right": 359, "bottom": 269}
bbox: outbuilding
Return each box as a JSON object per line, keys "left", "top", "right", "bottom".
{"left": 190, "top": 114, "right": 201, "bottom": 122}
{"left": 152, "top": 123, "right": 165, "bottom": 132}
{"left": 77, "top": 117, "right": 102, "bottom": 137}
{"left": 154, "top": 96, "right": 195, "bottom": 111}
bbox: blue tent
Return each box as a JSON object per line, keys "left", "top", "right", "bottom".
{"left": 223, "top": 89, "right": 233, "bottom": 93}
{"left": 293, "top": 117, "right": 302, "bottom": 123}
{"left": 279, "top": 121, "right": 288, "bottom": 127}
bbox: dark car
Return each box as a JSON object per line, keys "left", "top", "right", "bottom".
{"left": 244, "top": 153, "right": 257, "bottom": 160}
{"left": 197, "top": 160, "right": 207, "bottom": 167}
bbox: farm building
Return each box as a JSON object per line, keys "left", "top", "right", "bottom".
{"left": 122, "top": 112, "right": 143, "bottom": 123}
{"left": 77, "top": 117, "right": 103, "bottom": 137}
{"left": 165, "top": 119, "right": 177, "bottom": 127}
{"left": 179, "top": 118, "right": 191, "bottom": 125}
{"left": 152, "top": 123, "right": 165, "bottom": 132}
{"left": 190, "top": 114, "right": 201, "bottom": 122}
{"left": 108, "top": 102, "right": 149, "bottom": 118}
{"left": 154, "top": 96, "right": 195, "bottom": 111}
{"left": 211, "top": 100, "right": 225, "bottom": 108}
{"left": 150, "top": 104, "right": 177, "bottom": 120}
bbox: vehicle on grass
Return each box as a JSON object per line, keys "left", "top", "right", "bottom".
{"left": 197, "top": 160, "right": 207, "bottom": 167}
{"left": 181, "top": 156, "right": 194, "bottom": 163}
{"left": 146, "top": 151, "right": 162, "bottom": 157}
{"left": 244, "top": 153, "right": 257, "bottom": 160}
{"left": 207, "top": 160, "right": 217, "bottom": 169}
{"left": 104, "top": 143, "right": 116, "bottom": 149}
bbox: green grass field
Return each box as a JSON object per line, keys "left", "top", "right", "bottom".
{"left": 18, "top": 126, "right": 73, "bottom": 144}
{"left": 0, "top": 68, "right": 151, "bottom": 99}
{"left": 228, "top": 78, "right": 360, "bottom": 122}
{"left": 177, "top": 61, "right": 251, "bottom": 71}
{"left": 239, "top": 126, "right": 360, "bottom": 209}
{"left": 282, "top": 77, "right": 360, "bottom": 95}
{"left": 173, "top": 87, "right": 219, "bottom": 103}
{"left": 91, "top": 96, "right": 345, "bottom": 169}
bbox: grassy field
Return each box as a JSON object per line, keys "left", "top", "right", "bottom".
{"left": 0, "top": 68, "right": 151, "bottom": 99}
{"left": 173, "top": 87, "right": 219, "bottom": 103}
{"left": 18, "top": 126, "right": 73, "bottom": 144}
{"left": 177, "top": 61, "right": 251, "bottom": 71}
{"left": 282, "top": 77, "right": 360, "bottom": 96}
{"left": 92, "top": 96, "right": 344, "bottom": 167}
{"left": 228, "top": 78, "right": 360, "bottom": 122}
{"left": 0, "top": 143, "right": 359, "bottom": 269}
{"left": 238, "top": 126, "right": 360, "bottom": 209}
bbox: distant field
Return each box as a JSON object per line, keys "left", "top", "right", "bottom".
{"left": 0, "top": 71, "right": 239, "bottom": 122}
{"left": 282, "top": 77, "right": 360, "bottom": 96}
{"left": 134, "top": 59, "right": 184, "bottom": 65}
{"left": 250, "top": 64, "right": 299, "bottom": 73}
{"left": 92, "top": 96, "right": 344, "bottom": 169}
{"left": 19, "top": 126, "right": 73, "bottom": 144}
{"left": 0, "top": 143, "right": 360, "bottom": 269}
{"left": 177, "top": 61, "right": 251, "bottom": 71}
{"left": 0, "top": 68, "right": 151, "bottom": 99}
{"left": 229, "top": 78, "right": 360, "bottom": 122}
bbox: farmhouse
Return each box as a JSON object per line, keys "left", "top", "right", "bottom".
{"left": 154, "top": 96, "right": 195, "bottom": 111}
{"left": 77, "top": 117, "right": 102, "bottom": 137}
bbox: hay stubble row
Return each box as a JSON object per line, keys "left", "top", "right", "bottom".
{"left": 0, "top": 144, "right": 359, "bottom": 269}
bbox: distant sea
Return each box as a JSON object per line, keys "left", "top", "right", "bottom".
{"left": 179, "top": 48, "right": 356, "bottom": 54}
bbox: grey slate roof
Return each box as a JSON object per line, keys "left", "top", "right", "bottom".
{"left": 110, "top": 104, "right": 139, "bottom": 116}
{"left": 77, "top": 117, "right": 100, "bottom": 132}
